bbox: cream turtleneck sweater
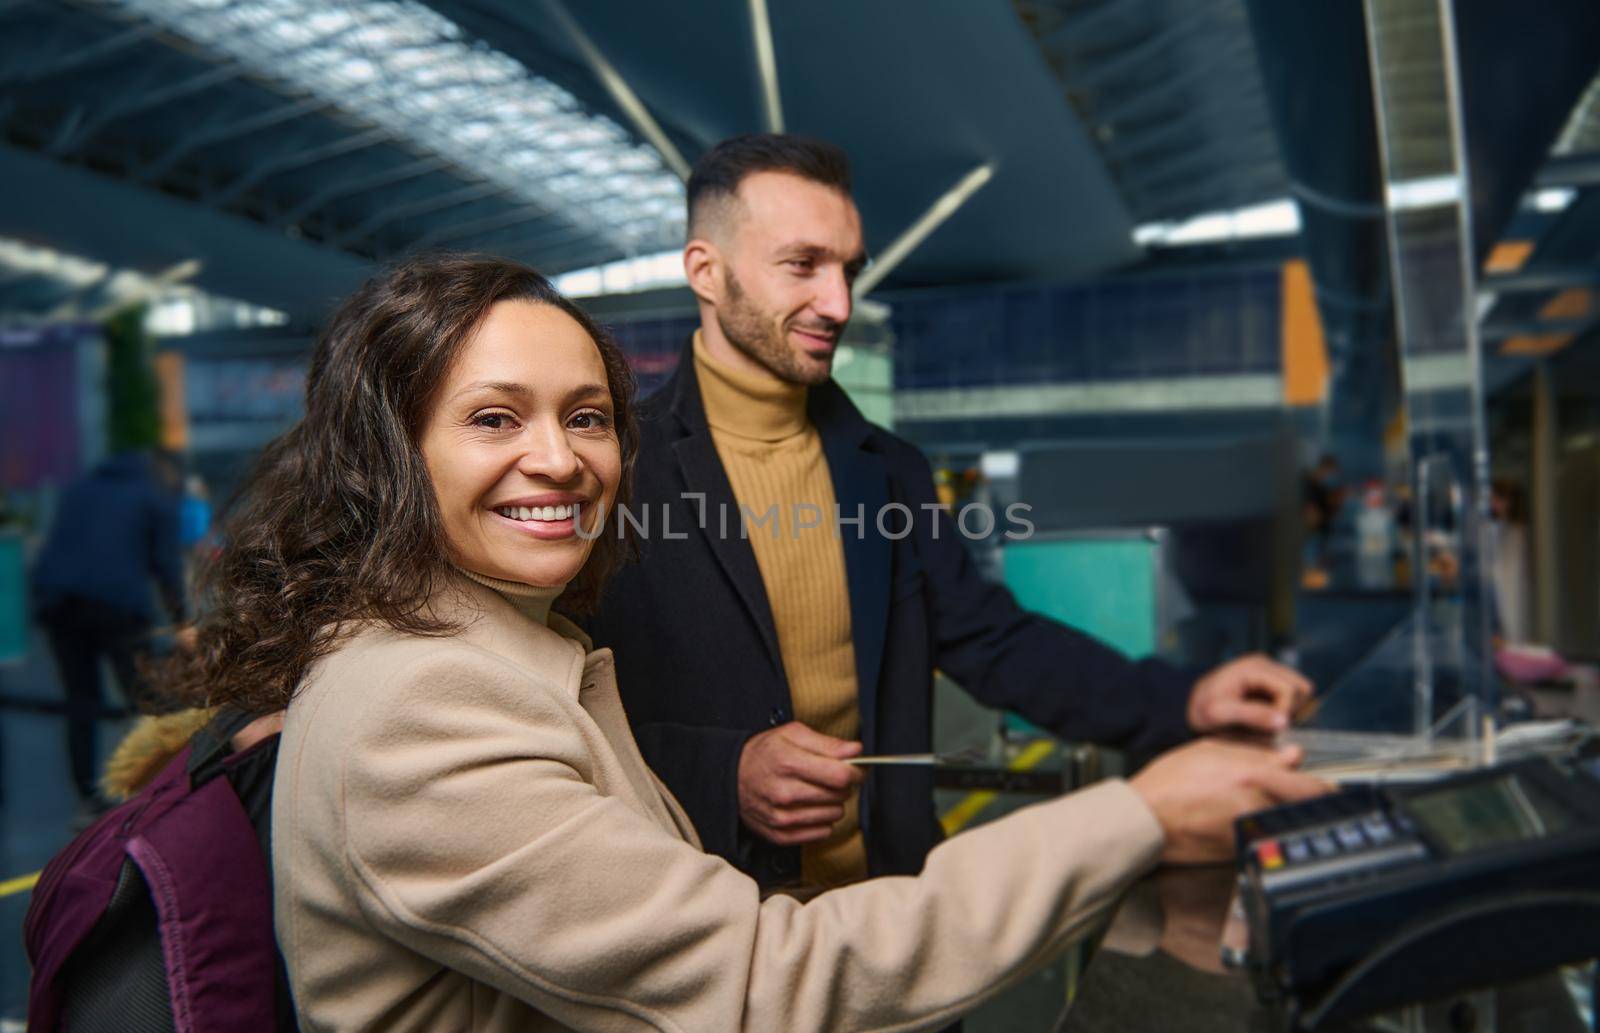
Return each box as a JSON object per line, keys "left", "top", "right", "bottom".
{"left": 693, "top": 332, "right": 866, "bottom": 890}
{"left": 457, "top": 567, "right": 562, "bottom": 627}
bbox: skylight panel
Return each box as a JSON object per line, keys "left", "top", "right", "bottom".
{"left": 118, "top": 0, "right": 686, "bottom": 254}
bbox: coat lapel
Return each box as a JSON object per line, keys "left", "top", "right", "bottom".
{"left": 665, "top": 346, "right": 787, "bottom": 685}
{"left": 812, "top": 383, "right": 891, "bottom": 754}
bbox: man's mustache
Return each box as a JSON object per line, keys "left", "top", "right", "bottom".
{"left": 788, "top": 319, "right": 843, "bottom": 342}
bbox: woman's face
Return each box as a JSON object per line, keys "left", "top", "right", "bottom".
{"left": 420, "top": 299, "right": 621, "bottom": 589}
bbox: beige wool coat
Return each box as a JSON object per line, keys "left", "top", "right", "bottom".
{"left": 272, "top": 576, "right": 1166, "bottom": 1032}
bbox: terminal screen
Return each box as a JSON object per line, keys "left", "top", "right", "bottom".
{"left": 1404, "top": 775, "right": 1574, "bottom": 854}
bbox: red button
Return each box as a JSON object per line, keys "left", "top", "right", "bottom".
{"left": 1256, "top": 840, "right": 1285, "bottom": 870}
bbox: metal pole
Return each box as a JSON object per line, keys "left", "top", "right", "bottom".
{"left": 853, "top": 163, "right": 994, "bottom": 298}
{"left": 542, "top": 0, "right": 690, "bottom": 181}
{"left": 748, "top": 0, "right": 783, "bottom": 132}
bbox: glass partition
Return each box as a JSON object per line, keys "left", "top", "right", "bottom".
{"left": 1296, "top": 0, "right": 1496, "bottom": 766}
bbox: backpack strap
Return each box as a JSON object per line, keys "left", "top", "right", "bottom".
{"left": 186, "top": 708, "right": 261, "bottom": 788}
{"left": 126, "top": 774, "right": 277, "bottom": 1033}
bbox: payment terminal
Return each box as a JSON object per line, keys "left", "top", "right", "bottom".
{"left": 1234, "top": 755, "right": 1600, "bottom": 1030}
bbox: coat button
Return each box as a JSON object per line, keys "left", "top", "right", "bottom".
{"left": 769, "top": 707, "right": 787, "bottom": 727}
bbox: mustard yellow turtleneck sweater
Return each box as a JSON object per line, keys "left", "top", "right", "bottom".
{"left": 694, "top": 332, "right": 866, "bottom": 889}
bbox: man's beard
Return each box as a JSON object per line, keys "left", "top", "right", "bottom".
{"left": 716, "top": 272, "right": 838, "bottom": 386}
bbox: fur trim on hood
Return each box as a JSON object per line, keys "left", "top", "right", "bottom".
{"left": 101, "top": 708, "right": 216, "bottom": 800}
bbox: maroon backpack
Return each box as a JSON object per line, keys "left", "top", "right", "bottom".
{"left": 23, "top": 709, "right": 293, "bottom": 1032}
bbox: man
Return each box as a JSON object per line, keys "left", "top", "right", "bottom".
{"left": 32, "top": 449, "right": 189, "bottom": 815}
{"left": 588, "top": 134, "right": 1312, "bottom": 892}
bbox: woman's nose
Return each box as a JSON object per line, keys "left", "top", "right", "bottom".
{"left": 515, "top": 421, "right": 581, "bottom": 482}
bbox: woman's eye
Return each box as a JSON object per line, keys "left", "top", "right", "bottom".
{"left": 569, "top": 409, "right": 611, "bottom": 431}
{"left": 471, "top": 411, "right": 516, "bottom": 430}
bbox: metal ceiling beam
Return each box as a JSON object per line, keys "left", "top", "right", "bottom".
{"left": 462, "top": 219, "right": 604, "bottom": 259}
{"left": 47, "top": 61, "right": 249, "bottom": 157}
{"left": 281, "top": 155, "right": 451, "bottom": 222}
{"left": 1038, "top": 0, "right": 1130, "bottom": 56}
{"left": 330, "top": 180, "right": 505, "bottom": 247}
{"left": 1131, "top": 173, "right": 1288, "bottom": 223}
{"left": 748, "top": 0, "right": 783, "bottom": 132}
{"left": 141, "top": 96, "right": 329, "bottom": 180}
{"left": 1063, "top": 5, "right": 1216, "bottom": 91}
{"left": 541, "top": 0, "right": 690, "bottom": 181}
{"left": 1536, "top": 152, "right": 1600, "bottom": 188}
{"left": 1118, "top": 130, "right": 1273, "bottom": 192}
{"left": 208, "top": 127, "right": 392, "bottom": 207}
{"left": 1481, "top": 317, "right": 1596, "bottom": 340}
{"left": 0, "top": 23, "right": 164, "bottom": 86}
{"left": 1109, "top": 115, "right": 1208, "bottom": 165}
{"left": 853, "top": 162, "right": 994, "bottom": 298}
{"left": 1480, "top": 267, "right": 1600, "bottom": 294}
{"left": 408, "top": 204, "right": 558, "bottom": 249}
{"left": 1093, "top": 44, "right": 1252, "bottom": 128}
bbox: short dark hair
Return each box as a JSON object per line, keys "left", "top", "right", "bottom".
{"left": 162, "top": 253, "right": 639, "bottom": 712}
{"left": 687, "top": 133, "right": 852, "bottom": 237}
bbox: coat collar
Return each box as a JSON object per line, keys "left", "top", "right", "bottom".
{"left": 659, "top": 335, "right": 891, "bottom": 746}
{"left": 428, "top": 574, "right": 596, "bottom": 696}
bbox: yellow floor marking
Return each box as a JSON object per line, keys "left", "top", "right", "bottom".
{"left": 939, "top": 739, "right": 1058, "bottom": 836}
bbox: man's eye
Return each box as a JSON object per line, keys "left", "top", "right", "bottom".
{"left": 787, "top": 258, "right": 814, "bottom": 272}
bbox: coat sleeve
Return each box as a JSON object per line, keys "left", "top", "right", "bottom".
{"left": 891, "top": 442, "right": 1195, "bottom": 759}
{"left": 339, "top": 650, "right": 1164, "bottom": 1033}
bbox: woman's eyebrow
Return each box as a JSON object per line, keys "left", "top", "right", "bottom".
{"left": 456, "top": 380, "right": 533, "bottom": 401}
{"left": 563, "top": 382, "right": 612, "bottom": 407}
{"left": 455, "top": 381, "right": 610, "bottom": 407}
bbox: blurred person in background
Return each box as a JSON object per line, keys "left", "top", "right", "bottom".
{"left": 1489, "top": 479, "right": 1533, "bottom": 643}
{"left": 30, "top": 447, "right": 188, "bottom": 815}
{"left": 158, "top": 254, "right": 1326, "bottom": 1032}
{"left": 589, "top": 133, "right": 1316, "bottom": 897}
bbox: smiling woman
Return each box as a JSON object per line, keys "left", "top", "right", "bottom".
{"left": 160, "top": 254, "right": 637, "bottom": 716}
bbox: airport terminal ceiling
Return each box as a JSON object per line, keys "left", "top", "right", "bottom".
{"left": 0, "top": 0, "right": 1597, "bottom": 368}
{"left": 0, "top": 0, "right": 1186, "bottom": 325}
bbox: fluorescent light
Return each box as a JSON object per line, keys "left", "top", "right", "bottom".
{"left": 1532, "top": 187, "right": 1577, "bottom": 213}
{"left": 1133, "top": 198, "right": 1302, "bottom": 248}
{"left": 119, "top": 0, "right": 686, "bottom": 252}
{"left": 1385, "top": 174, "right": 1462, "bottom": 212}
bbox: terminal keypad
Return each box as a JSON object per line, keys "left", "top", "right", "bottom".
{"left": 1250, "top": 807, "right": 1425, "bottom": 892}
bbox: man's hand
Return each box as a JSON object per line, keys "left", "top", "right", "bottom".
{"left": 1130, "top": 738, "right": 1331, "bottom": 864}
{"left": 738, "top": 722, "right": 865, "bottom": 846}
{"left": 1187, "top": 654, "right": 1313, "bottom": 736}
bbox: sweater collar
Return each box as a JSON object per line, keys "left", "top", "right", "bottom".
{"left": 455, "top": 567, "right": 561, "bottom": 627}
{"left": 692, "top": 330, "right": 809, "bottom": 442}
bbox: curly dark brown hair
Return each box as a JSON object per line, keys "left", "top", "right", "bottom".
{"left": 163, "top": 253, "right": 637, "bottom": 713}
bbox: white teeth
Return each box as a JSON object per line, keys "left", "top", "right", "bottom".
{"left": 496, "top": 504, "right": 576, "bottom": 522}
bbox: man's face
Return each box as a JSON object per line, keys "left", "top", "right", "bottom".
{"left": 714, "top": 171, "right": 866, "bottom": 386}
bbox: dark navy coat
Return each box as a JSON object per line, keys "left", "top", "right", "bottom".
{"left": 588, "top": 342, "right": 1194, "bottom": 887}
{"left": 31, "top": 452, "right": 187, "bottom": 624}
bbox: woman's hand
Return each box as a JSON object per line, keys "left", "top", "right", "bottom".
{"left": 1130, "top": 738, "right": 1330, "bottom": 864}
